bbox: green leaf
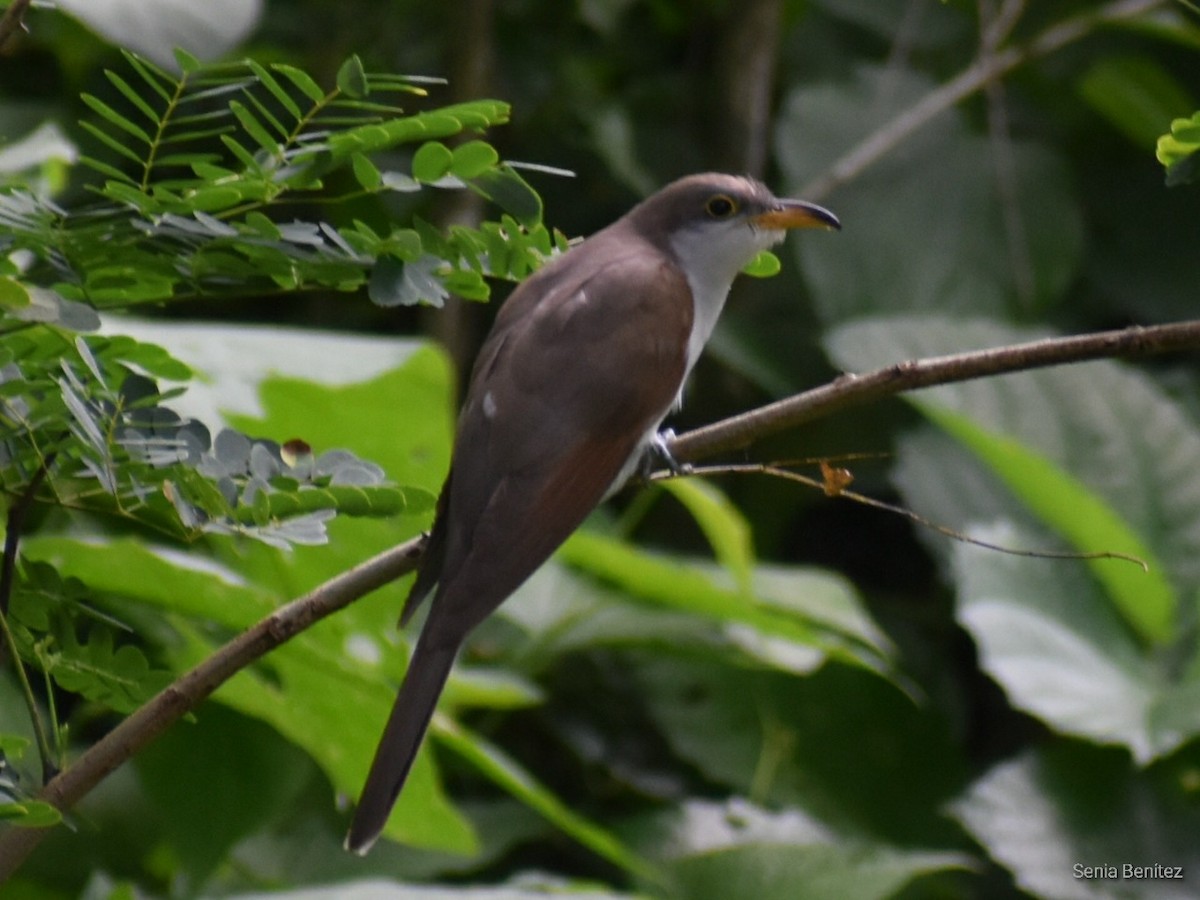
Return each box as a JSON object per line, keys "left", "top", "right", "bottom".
{"left": 220, "top": 134, "right": 262, "bottom": 171}
{"left": 245, "top": 483, "right": 434, "bottom": 523}
{"left": 173, "top": 47, "right": 201, "bottom": 73}
{"left": 952, "top": 521, "right": 1200, "bottom": 761}
{"left": 952, "top": 745, "right": 1200, "bottom": 898}
{"left": 0, "top": 801, "right": 62, "bottom": 828}
{"left": 104, "top": 69, "right": 161, "bottom": 125}
{"left": 134, "top": 705, "right": 312, "bottom": 883}
{"left": 79, "top": 120, "right": 146, "bottom": 167}
{"left": 779, "top": 67, "right": 1082, "bottom": 323}
{"left": 469, "top": 164, "right": 542, "bottom": 225}
{"left": 81, "top": 93, "right": 153, "bottom": 144}
{"left": 229, "top": 100, "right": 279, "bottom": 155}
{"left": 123, "top": 50, "right": 174, "bottom": 104}
{"left": 560, "top": 531, "right": 890, "bottom": 674}
{"left": 273, "top": 63, "right": 325, "bottom": 104}
{"left": 436, "top": 718, "right": 658, "bottom": 880}
{"left": 0, "top": 276, "right": 31, "bottom": 310}
{"left": 1077, "top": 56, "right": 1196, "bottom": 149}
{"left": 336, "top": 54, "right": 369, "bottom": 99}
{"left": 449, "top": 139, "right": 499, "bottom": 179}
{"left": 322, "top": 101, "right": 511, "bottom": 163}
{"left": 242, "top": 89, "right": 290, "bottom": 141}
{"left": 741, "top": 249, "right": 781, "bottom": 278}
{"left": 412, "top": 140, "right": 454, "bottom": 182}
{"left": 657, "top": 478, "right": 755, "bottom": 594}
{"left": 647, "top": 800, "right": 971, "bottom": 900}
{"left": 350, "top": 152, "right": 382, "bottom": 191}
{"left": 247, "top": 59, "right": 302, "bottom": 122}
{"left": 826, "top": 316, "right": 1200, "bottom": 615}
{"left": 1157, "top": 110, "right": 1200, "bottom": 184}
{"left": 634, "top": 661, "right": 963, "bottom": 838}
{"left": 922, "top": 406, "right": 1174, "bottom": 644}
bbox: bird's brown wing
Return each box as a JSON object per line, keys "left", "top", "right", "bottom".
{"left": 406, "top": 240, "right": 692, "bottom": 630}
{"left": 347, "top": 245, "right": 693, "bottom": 853}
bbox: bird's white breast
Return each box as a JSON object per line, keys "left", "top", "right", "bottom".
{"left": 670, "top": 221, "right": 784, "bottom": 385}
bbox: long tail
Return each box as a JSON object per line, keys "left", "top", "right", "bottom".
{"left": 344, "top": 636, "right": 458, "bottom": 855}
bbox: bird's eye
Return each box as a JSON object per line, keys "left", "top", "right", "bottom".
{"left": 705, "top": 194, "right": 738, "bottom": 218}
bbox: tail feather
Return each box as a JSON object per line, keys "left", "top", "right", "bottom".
{"left": 344, "top": 637, "right": 458, "bottom": 855}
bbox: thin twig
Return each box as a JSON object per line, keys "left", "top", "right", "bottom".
{"left": 665, "top": 461, "right": 1149, "bottom": 570}
{"left": 0, "top": 0, "right": 33, "bottom": 53}
{"left": 801, "top": 0, "right": 1167, "bottom": 200}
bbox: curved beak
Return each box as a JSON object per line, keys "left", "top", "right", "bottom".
{"left": 753, "top": 199, "right": 840, "bottom": 231}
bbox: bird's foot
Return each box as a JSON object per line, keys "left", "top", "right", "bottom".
{"left": 644, "top": 429, "right": 692, "bottom": 479}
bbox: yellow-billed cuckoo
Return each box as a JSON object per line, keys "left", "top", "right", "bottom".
{"left": 346, "top": 173, "right": 838, "bottom": 853}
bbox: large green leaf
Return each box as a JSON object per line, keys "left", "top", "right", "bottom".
{"left": 436, "top": 719, "right": 656, "bottom": 881}
{"left": 1077, "top": 56, "right": 1196, "bottom": 149}
{"left": 951, "top": 744, "right": 1200, "bottom": 899}
{"left": 222, "top": 878, "right": 645, "bottom": 899}
{"left": 777, "top": 67, "right": 1083, "bottom": 325}
{"left": 559, "top": 531, "right": 893, "bottom": 675}
{"left": 633, "top": 659, "right": 964, "bottom": 843}
{"left": 922, "top": 406, "right": 1174, "bottom": 645}
{"left": 629, "top": 798, "right": 972, "bottom": 900}
{"left": 656, "top": 478, "right": 754, "bottom": 595}
{"left": 953, "top": 522, "right": 1200, "bottom": 761}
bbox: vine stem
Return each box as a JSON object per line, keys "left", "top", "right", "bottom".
{"left": 1, "top": 318, "right": 1199, "bottom": 878}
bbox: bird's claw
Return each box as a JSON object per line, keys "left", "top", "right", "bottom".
{"left": 647, "top": 429, "right": 692, "bottom": 478}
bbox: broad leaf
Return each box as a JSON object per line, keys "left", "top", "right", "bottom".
{"left": 953, "top": 522, "right": 1200, "bottom": 761}
{"left": 630, "top": 798, "right": 972, "bottom": 900}
{"left": 951, "top": 745, "right": 1200, "bottom": 899}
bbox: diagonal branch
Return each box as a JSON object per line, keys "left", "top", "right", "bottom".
{"left": 1, "top": 317, "right": 1199, "bottom": 878}
{"left": 0, "top": 536, "right": 427, "bottom": 880}
{"left": 801, "top": 0, "right": 1167, "bottom": 200}
{"left": 668, "top": 320, "right": 1200, "bottom": 461}
{"left": 0, "top": 0, "right": 33, "bottom": 53}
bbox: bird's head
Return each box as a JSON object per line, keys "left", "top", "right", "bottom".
{"left": 628, "top": 173, "right": 839, "bottom": 286}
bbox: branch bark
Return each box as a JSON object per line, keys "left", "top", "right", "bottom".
{"left": 2, "top": 318, "right": 1198, "bottom": 878}
{"left": 0, "top": 0, "right": 32, "bottom": 54}
{"left": 669, "top": 320, "right": 1200, "bottom": 461}
{"left": 712, "top": 0, "right": 784, "bottom": 177}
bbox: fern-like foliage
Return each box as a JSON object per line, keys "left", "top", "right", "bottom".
{"left": 1, "top": 49, "right": 563, "bottom": 311}
{"left": 0, "top": 53, "right": 561, "bottom": 799}
{"left": 1, "top": 49, "right": 544, "bottom": 550}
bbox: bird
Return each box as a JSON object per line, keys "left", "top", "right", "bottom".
{"left": 346, "top": 172, "right": 839, "bottom": 853}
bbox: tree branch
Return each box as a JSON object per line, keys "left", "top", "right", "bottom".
{"left": 801, "top": 0, "right": 1167, "bottom": 199}
{"left": 713, "top": 0, "right": 784, "bottom": 176}
{"left": 0, "top": 536, "right": 426, "bottom": 880}
{"left": 668, "top": 320, "right": 1200, "bottom": 462}
{"left": 0, "top": 0, "right": 33, "bottom": 53}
